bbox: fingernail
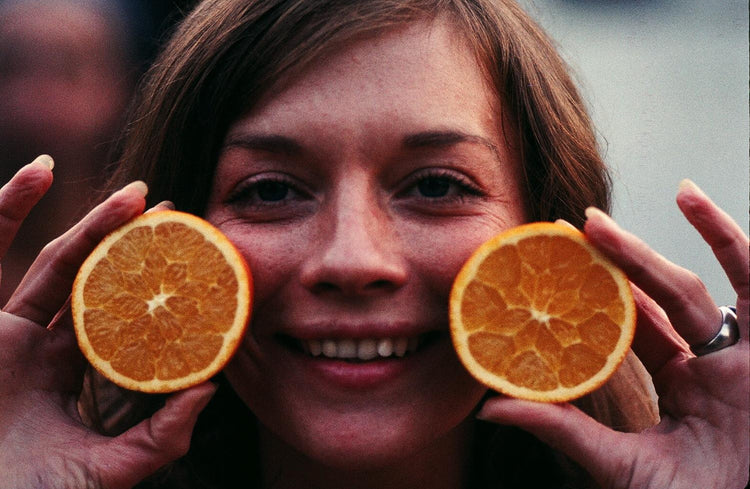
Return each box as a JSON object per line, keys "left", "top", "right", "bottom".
{"left": 678, "top": 178, "right": 703, "bottom": 196}
{"left": 32, "top": 154, "right": 54, "bottom": 170}
{"left": 554, "top": 218, "right": 577, "bottom": 230}
{"left": 123, "top": 180, "right": 148, "bottom": 197}
{"left": 584, "top": 206, "right": 610, "bottom": 222}
{"left": 145, "top": 200, "right": 175, "bottom": 213}
{"left": 157, "top": 200, "right": 175, "bottom": 210}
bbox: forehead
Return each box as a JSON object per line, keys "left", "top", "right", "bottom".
{"left": 238, "top": 16, "right": 500, "bottom": 133}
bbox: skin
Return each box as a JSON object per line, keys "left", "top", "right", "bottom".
{"left": 0, "top": 16, "right": 746, "bottom": 489}
{"left": 204, "top": 18, "right": 526, "bottom": 487}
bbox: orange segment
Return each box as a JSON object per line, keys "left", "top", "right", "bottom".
{"left": 449, "top": 222, "right": 635, "bottom": 402}
{"left": 72, "top": 210, "right": 252, "bottom": 393}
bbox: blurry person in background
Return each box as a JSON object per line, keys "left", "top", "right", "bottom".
{"left": 0, "top": 0, "right": 146, "bottom": 303}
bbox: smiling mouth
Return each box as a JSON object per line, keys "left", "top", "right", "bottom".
{"left": 279, "top": 332, "right": 444, "bottom": 362}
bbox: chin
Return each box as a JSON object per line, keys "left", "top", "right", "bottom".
{"left": 225, "top": 334, "right": 487, "bottom": 473}
{"left": 255, "top": 392, "right": 482, "bottom": 476}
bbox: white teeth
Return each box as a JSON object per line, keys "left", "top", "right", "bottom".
{"left": 357, "top": 338, "right": 378, "bottom": 360}
{"left": 338, "top": 339, "right": 357, "bottom": 359}
{"left": 322, "top": 339, "right": 337, "bottom": 358}
{"left": 308, "top": 339, "right": 322, "bottom": 357}
{"left": 394, "top": 337, "right": 408, "bottom": 357}
{"left": 304, "top": 336, "right": 422, "bottom": 360}
{"left": 377, "top": 338, "right": 393, "bottom": 357}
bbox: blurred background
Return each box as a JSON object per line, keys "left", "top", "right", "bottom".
{"left": 0, "top": 0, "right": 196, "bottom": 302}
{"left": 0, "top": 0, "right": 747, "bottom": 306}
{"left": 518, "top": 0, "right": 749, "bottom": 304}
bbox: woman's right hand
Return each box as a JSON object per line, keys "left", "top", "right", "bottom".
{"left": 0, "top": 156, "right": 216, "bottom": 489}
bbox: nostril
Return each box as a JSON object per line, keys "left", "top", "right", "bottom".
{"left": 310, "top": 279, "right": 396, "bottom": 295}
{"left": 299, "top": 223, "right": 409, "bottom": 295}
{"left": 312, "top": 282, "right": 339, "bottom": 294}
{"left": 367, "top": 279, "right": 393, "bottom": 290}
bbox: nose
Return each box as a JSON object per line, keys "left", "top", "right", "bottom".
{"left": 299, "top": 185, "right": 408, "bottom": 296}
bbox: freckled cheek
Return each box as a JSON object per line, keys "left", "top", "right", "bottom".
{"left": 399, "top": 221, "right": 504, "bottom": 295}
{"left": 218, "top": 224, "right": 306, "bottom": 299}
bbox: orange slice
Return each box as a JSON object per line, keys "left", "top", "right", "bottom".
{"left": 72, "top": 210, "right": 252, "bottom": 393}
{"left": 449, "top": 222, "right": 635, "bottom": 402}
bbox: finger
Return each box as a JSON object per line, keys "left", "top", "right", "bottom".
{"left": 4, "top": 181, "right": 148, "bottom": 326}
{"left": 630, "top": 285, "right": 692, "bottom": 373}
{"left": 97, "top": 382, "right": 217, "bottom": 489}
{"left": 476, "top": 396, "right": 629, "bottom": 488}
{"left": 0, "top": 155, "right": 54, "bottom": 258}
{"left": 676, "top": 180, "right": 749, "bottom": 339}
{"left": 676, "top": 179, "right": 749, "bottom": 299}
{"left": 583, "top": 207, "right": 719, "bottom": 347}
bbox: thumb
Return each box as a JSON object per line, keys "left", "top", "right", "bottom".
{"left": 477, "top": 396, "right": 631, "bottom": 487}
{"left": 95, "top": 382, "right": 218, "bottom": 489}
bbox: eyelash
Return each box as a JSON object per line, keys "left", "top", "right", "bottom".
{"left": 226, "top": 168, "right": 483, "bottom": 210}
{"left": 402, "top": 168, "right": 483, "bottom": 201}
{"left": 226, "top": 174, "right": 304, "bottom": 208}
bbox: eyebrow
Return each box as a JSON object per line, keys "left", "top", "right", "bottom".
{"left": 222, "top": 133, "right": 303, "bottom": 156}
{"left": 222, "top": 129, "right": 502, "bottom": 161}
{"left": 402, "top": 130, "right": 502, "bottom": 162}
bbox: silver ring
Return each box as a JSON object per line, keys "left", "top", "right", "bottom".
{"left": 690, "top": 306, "right": 740, "bottom": 356}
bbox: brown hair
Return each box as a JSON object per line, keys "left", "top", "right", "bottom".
{"left": 108, "top": 0, "right": 609, "bottom": 227}
{"left": 89, "top": 1, "right": 658, "bottom": 487}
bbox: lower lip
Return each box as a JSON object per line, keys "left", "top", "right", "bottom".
{"left": 279, "top": 336, "right": 446, "bottom": 390}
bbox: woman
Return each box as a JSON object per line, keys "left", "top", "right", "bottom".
{"left": 1, "top": 1, "right": 747, "bottom": 488}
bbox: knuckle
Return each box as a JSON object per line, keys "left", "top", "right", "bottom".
{"left": 651, "top": 268, "right": 708, "bottom": 309}
{"left": 680, "top": 270, "right": 709, "bottom": 298}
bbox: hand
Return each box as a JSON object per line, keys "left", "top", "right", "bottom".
{"left": 477, "top": 180, "right": 749, "bottom": 489}
{"left": 0, "top": 156, "right": 217, "bottom": 489}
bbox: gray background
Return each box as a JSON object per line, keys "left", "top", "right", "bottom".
{"left": 518, "top": 0, "right": 749, "bottom": 305}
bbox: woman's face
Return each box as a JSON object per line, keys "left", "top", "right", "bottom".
{"left": 205, "top": 18, "right": 527, "bottom": 470}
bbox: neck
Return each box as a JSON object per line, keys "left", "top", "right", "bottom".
{"left": 258, "top": 419, "right": 476, "bottom": 489}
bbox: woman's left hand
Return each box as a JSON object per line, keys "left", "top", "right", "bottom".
{"left": 477, "top": 179, "right": 749, "bottom": 489}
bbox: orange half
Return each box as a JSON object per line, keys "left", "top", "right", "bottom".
{"left": 72, "top": 210, "right": 251, "bottom": 393}
{"left": 449, "top": 222, "right": 635, "bottom": 402}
